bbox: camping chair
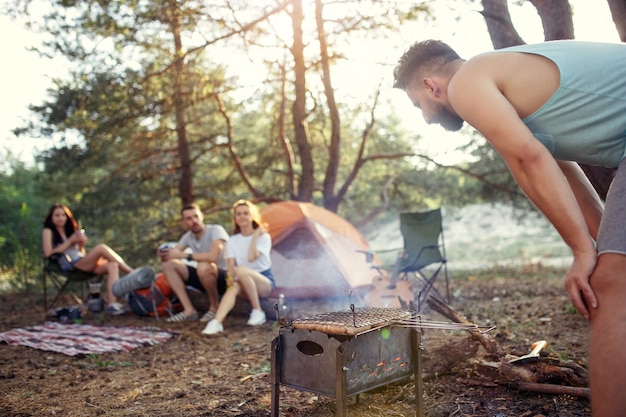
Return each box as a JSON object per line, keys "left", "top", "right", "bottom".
{"left": 397, "top": 209, "right": 450, "bottom": 303}
{"left": 43, "top": 254, "right": 102, "bottom": 312}
{"left": 365, "top": 208, "right": 450, "bottom": 307}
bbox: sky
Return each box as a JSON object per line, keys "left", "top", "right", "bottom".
{"left": 0, "top": 0, "right": 619, "bottom": 169}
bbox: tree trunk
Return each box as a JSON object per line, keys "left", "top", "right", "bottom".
{"left": 529, "top": 0, "right": 574, "bottom": 40}
{"left": 607, "top": 0, "right": 626, "bottom": 41}
{"left": 315, "top": 0, "right": 342, "bottom": 212}
{"left": 168, "top": 2, "right": 194, "bottom": 206}
{"left": 480, "top": 0, "right": 524, "bottom": 48}
{"left": 290, "top": 0, "right": 315, "bottom": 202}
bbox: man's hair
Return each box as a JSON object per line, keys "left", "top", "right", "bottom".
{"left": 181, "top": 203, "right": 201, "bottom": 216}
{"left": 393, "top": 40, "right": 461, "bottom": 90}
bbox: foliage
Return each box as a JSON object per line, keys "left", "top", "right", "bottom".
{"left": 2, "top": 0, "right": 540, "bottom": 291}
{"left": 0, "top": 156, "right": 49, "bottom": 291}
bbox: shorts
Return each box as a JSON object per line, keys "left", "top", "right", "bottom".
{"left": 186, "top": 266, "right": 228, "bottom": 296}
{"left": 597, "top": 157, "right": 626, "bottom": 256}
{"left": 260, "top": 269, "right": 276, "bottom": 292}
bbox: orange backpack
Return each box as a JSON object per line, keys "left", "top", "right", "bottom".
{"left": 127, "top": 273, "right": 183, "bottom": 319}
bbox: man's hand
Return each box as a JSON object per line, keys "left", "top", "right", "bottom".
{"left": 167, "top": 248, "right": 186, "bottom": 260}
{"left": 158, "top": 246, "right": 185, "bottom": 262}
{"left": 564, "top": 249, "right": 598, "bottom": 320}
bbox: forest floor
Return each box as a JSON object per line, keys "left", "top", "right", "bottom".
{"left": 0, "top": 263, "right": 591, "bottom": 417}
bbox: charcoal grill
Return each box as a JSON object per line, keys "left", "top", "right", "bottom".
{"left": 270, "top": 307, "right": 424, "bottom": 417}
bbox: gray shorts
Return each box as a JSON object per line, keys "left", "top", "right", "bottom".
{"left": 597, "top": 158, "right": 626, "bottom": 256}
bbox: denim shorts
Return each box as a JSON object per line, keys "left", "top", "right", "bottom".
{"left": 259, "top": 269, "right": 276, "bottom": 292}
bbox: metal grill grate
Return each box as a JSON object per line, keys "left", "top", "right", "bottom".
{"left": 289, "top": 307, "right": 416, "bottom": 335}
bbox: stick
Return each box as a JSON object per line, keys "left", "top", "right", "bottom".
{"left": 513, "top": 381, "right": 590, "bottom": 399}
{"left": 427, "top": 297, "right": 500, "bottom": 356}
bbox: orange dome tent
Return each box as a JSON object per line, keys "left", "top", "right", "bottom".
{"left": 260, "top": 201, "right": 378, "bottom": 299}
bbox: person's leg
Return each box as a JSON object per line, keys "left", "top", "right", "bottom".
{"left": 588, "top": 253, "right": 626, "bottom": 417}
{"left": 233, "top": 266, "right": 272, "bottom": 326}
{"left": 92, "top": 261, "right": 119, "bottom": 303}
{"left": 234, "top": 266, "right": 272, "bottom": 310}
{"left": 196, "top": 261, "right": 219, "bottom": 313}
{"left": 213, "top": 284, "right": 239, "bottom": 324}
{"left": 75, "top": 243, "right": 133, "bottom": 273}
{"left": 202, "top": 283, "right": 239, "bottom": 335}
{"left": 589, "top": 158, "right": 626, "bottom": 416}
{"left": 162, "top": 260, "right": 197, "bottom": 318}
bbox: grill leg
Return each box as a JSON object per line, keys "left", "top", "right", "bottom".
{"left": 271, "top": 336, "right": 281, "bottom": 417}
{"left": 336, "top": 344, "right": 347, "bottom": 417}
{"left": 412, "top": 329, "right": 425, "bottom": 417}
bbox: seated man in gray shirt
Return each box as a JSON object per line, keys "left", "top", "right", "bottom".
{"left": 159, "top": 203, "right": 229, "bottom": 322}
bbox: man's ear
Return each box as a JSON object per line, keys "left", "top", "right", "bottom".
{"left": 423, "top": 78, "right": 441, "bottom": 98}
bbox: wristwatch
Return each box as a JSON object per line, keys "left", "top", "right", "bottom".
{"left": 187, "top": 253, "right": 193, "bottom": 262}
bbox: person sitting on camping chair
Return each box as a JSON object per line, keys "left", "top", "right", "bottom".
{"left": 42, "top": 203, "right": 134, "bottom": 315}
{"left": 202, "top": 199, "right": 275, "bottom": 335}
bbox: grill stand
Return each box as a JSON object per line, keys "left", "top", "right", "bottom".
{"left": 270, "top": 327, "right": 424, "bottom": 417}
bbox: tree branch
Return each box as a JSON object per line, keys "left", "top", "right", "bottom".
{"left": 214, "top": 93, "right": 263, "bottom": 199}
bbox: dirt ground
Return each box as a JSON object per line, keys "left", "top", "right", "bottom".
{"left": 0, "top": 263, "right": 591, "bottom": 417}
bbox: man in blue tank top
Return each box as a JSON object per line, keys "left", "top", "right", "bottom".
{"left": 394, "top": 39, "right": 626, "bottom": 417}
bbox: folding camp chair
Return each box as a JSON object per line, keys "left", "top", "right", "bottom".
{"left": 43, "top": 255, "right": 102, "bottom": 312}
{"left": 364, "top": 208, "right": 450, "bottom": 308}
{"left": 397, "top": 209, "right": 450, "bottom": 303}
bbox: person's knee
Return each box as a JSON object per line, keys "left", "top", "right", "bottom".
{"left": 95, "top": 243, "right": 112, "bottom": 253}
{"left": 590, "top": 254, "right": 626, "bottom": 296}
{"left": 162, "top": 260, "right": 177, "bottom": 273}
{"left": 197, "top": 262, "right": 217, "bottom": 282}
{"left": 234, "top": 266, "right": 248, "bottom": 279}
{"left": 105, "top": 261, "right": 119, "bottom": 274}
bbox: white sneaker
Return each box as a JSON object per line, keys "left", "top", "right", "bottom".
{"left": 201, "top": 319, "right": 223, "bottom": 335}
{"left": 105, "top": 302, "right": 125, "bottom": 315}
{"left": 247, "top": 309, "right": 267, "bottom": 326}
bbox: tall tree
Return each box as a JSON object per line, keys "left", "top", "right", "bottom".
{"left": 290, "top": 0, "right": 315, "bottom": 202}
{"left": 315, "top": 0, "right": 341, "bottom": 211}
{"left": 167, "top": 0, "right": 194, "bottom": 206}
{"left": 607, "top": 0, "right": 626, "bottom": 41}
{"left": 260, "top": 0, "right": 428, "bottom": 211}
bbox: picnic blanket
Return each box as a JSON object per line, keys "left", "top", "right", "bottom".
{"left": 0, "top": 321, "right": 177, "bottom": 356}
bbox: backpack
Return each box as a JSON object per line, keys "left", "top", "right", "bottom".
{"left": 127, "top": 272, "right": 183, "bottom": 319}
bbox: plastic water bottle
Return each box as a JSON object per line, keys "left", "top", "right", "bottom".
{"left": 277, "top": 293, "right": 290, "bottom": 325}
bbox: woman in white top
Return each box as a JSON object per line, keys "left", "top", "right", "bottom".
{"left": 202, "top": 200, "right": 274, "bottom": 335}
{"left": 42, "top": 203, "right": 134, "bottom": 315}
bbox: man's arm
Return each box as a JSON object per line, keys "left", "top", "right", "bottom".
{"left": 192, "top": 239, "right": 225, "bottom": 263}
{"left": 557, "top": 160, "right": 604, "bottom": 240}
{"left": 448, "top": 63, "right": 598, "bottom": 318}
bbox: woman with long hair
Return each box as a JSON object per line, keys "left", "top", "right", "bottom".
{"left": 42, "top": 203, "right": 134, "bottom": 315}
{"left": 201, "top": 199, "right": 274, "bottom": 335}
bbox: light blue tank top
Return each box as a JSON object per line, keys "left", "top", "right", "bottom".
{"left": 495, "top": 41, "right": 626, "bottom": 167}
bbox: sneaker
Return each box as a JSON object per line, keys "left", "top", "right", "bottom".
{"left": 200, "top": 310, "right": 216, "bottom": 322}
{"left": 106, "top": 302, "right": 125, "bottom": 315}
{"left": 247, "top": 309, "right": 267, "bottom": 326}
{"left": 201, "top": 319, "right": 223, "bottom": 335}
